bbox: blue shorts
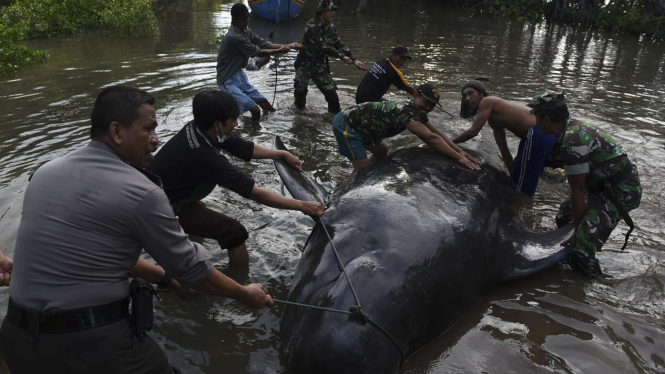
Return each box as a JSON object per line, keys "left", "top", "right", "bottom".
{"left": 219, "top": 70, "right": 266, "bottom": 114}
{"left": 332, "top": 112, "right": 383, "bottom": 161}
{"left": 511, "top": 125, "right": 556, "bottom": 196}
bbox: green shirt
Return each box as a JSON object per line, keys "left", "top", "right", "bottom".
{"left": 558, "top": 119, "right": 630, "bottom": 188}
{"left": 342, "top": 99, "right": 429, "bottom": 140}
{"left": 216, "top": 25, "right": 273, "bottom": 84}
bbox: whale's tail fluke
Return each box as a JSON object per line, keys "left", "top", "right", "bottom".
{"left": 500, "top": 224, "right": 575, "bottom": 282}
{"left": 273, "top": 136, "right": 328, "bottom": 207}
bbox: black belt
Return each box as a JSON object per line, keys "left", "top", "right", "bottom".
{"left": 6, "top": 297, "right": 129, "bottom": 337}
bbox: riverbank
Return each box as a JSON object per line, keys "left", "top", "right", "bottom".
{"left": 3, "top": 0, "right": 663, "bottom": 75}
{"left": 0, "top": 0, "right": 155, "bottom": 75}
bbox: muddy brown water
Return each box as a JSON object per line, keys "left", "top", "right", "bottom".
{"left": 0, "top": 0, "right": 663, "bottom": 373}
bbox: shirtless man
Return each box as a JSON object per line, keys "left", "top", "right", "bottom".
{"left": 453, "top": 88, "right": 556, "bottom": 196}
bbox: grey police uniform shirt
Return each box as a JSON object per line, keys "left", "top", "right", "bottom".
{"left": 216, "top": 25, "right": 273, "bottom": 85}
{"left": 9, "top": 141, "right": 213, "bottom": 312}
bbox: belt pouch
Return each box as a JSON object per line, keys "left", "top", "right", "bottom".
{"left": 129, "top": 278, "right": 156, "bottom": 337}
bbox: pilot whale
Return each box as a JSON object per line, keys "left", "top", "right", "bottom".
{"left": 273, "top": 135, "right": 573, "bottom": 374}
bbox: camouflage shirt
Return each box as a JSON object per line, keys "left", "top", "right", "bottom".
{"left": 342, "top": 99, "right": 429, "bottom": 140}
{"left": 558, "top": 119, "right": 631, "bottom": 187}
{"left": 294, "top": 16, "right": 353, "bottom": 68}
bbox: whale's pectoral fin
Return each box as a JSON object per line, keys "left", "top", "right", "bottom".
{"left": 273, "top": 135, "right": 329, "bottom": 208}
{"left": 500, "top": 223, "right": 576, "bottom": 282}
{"left": 254, "top": 55, "right": 271, "bottom": 70}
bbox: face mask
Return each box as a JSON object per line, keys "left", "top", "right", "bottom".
{"left": 217, "top": 133, "right": 228, "bottom": 144}
{"left": 215, "top": 123, "right": 228, "bottom": 144}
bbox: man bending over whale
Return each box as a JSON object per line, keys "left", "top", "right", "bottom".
{"left": 333, "top": 83, "right": 480, "bottom": 175}
{"left": 453, "top": 83, "right": 556, "bottom": 196}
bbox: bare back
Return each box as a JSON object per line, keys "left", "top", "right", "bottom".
{"left": 484, "top": 97, "right": 535, "bottom": 138}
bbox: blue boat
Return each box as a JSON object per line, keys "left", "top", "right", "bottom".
{"left": 248, "top": 0, "right": 305, "bottom": 22}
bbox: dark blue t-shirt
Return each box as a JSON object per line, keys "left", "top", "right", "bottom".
{"left": 355, "top": 58, "right": 409, "bottom": 104}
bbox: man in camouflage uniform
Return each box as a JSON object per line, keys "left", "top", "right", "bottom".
{"left": 531, "top": 92, "right": 642, "bottom": 276}
{"left": 332, "top": 83, "right": 481, "bottom": 175}
{"left": 294, "top": 0, "right": 366, "bottom": 114}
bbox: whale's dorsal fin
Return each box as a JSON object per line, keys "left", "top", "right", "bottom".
{"left": 273, "top": 136, "right": 328, "bottom": 207}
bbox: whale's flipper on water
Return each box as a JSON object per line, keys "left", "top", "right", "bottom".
{"left": 500, "top": 223, "right": 575, "bottom": 282}
{"left": 246, "top": 55, "right": 272, "bottom": 71}
{"left": 273, "top": 136, "right": 328, "bottom": 206}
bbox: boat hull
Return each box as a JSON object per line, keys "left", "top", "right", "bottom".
{"left": 249, "top": 0, "right": 305, "bottom": 22}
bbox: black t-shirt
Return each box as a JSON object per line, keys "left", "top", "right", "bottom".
{"left": 355, "top": 58, "right": 409, "bottom": 104}
{"left": 148, "top": 121, "right": 255, "bottom": 204}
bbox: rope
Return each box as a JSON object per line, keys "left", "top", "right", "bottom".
{"left": 272, "top": 216, "right": 406, "bottom": 365}
{"left": 272, "top": 54, "right": 279, "bottom": 107}
{"left": 435, "top": 106, "right": 458, "bottom": 118}
{"left": 274, "top": 299, "right": 353, "bottom": 315}
{"left": 314, "top": 216, "right": 363, "bottom": 309}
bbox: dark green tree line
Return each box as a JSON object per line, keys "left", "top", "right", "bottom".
{"left": 1, "top": 0, "right": 156, "bottom": 75}
{"left": 467, "top": 0, "right": 665, "bottom": 38}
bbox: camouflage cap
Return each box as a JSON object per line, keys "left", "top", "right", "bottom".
{"left": 316, "top": 0, "right": 338, "bottom": 13}
{"left": 528, "top": 91, "right": 567, "bottom": 114}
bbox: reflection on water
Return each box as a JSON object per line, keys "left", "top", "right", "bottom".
{"left": 0, "top": 0, "right": 664, "bottom": 373}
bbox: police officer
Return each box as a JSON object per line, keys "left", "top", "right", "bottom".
{"left": 0, "top": 86, "right": 273, "bottom": 374}
{"left": 531, "top": 92, "right": 642, "bottom": 276}
{"left": 294, "top": 0, "right": 366, "bottom": 113}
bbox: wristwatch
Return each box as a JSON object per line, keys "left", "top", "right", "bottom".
{"left": 157, "top": 273, "right": 172, "bottom": 289}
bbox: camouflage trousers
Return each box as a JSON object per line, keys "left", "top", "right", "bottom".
{"left": 293, "top": 64, "right": 340, "bottom": 113}
{"left": 555, "top": 173, "right": 642, "bottom": 276}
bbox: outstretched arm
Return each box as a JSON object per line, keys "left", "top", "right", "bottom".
{"left": 193, "top": 268, "right": 274, "bottom": 309}
{"left": 492, "top": 126, "right": 514, "bottom": 172}
{"left": 257, "top": 45, "right": 291, "bottom": 57}
{"left": 252, "top": 144, "right": 302, "bottom": 172}
{"left": 271, "top": 42, "right": 302, "bottom": 50}
{"left": 406, "top": 121, "right": 480, "bottom": 170}
{"left": 250, "top": 185, "right": 324, "bottom": 216}
{"left": 424, "top": 121, "right": 480, "bottom": 165}
{"left": 342, "top": 56, "right": 365, "bottom": 70}
{"left": 131, "top": 257, "right": 203, "bottom": 301}
{"left": 453, "top": 99, "right": 491, "bottom": 144}
{"left": 403, "top": 85, "right": 416, "bottom": 97}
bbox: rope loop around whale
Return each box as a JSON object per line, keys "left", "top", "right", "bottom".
{"left": 272, "top": 216, "right": 406, "bottom": 366}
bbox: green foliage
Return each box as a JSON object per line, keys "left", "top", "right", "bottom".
{"left": 596, "top": 0, "right": 665, "bottom": 35}
{"left": 486, "top": 0, "right": 547, "bottom": 21}
{"left": 0, "top": 35, "right": 49, "bottom": 75}
{"left": 1, "top": 0, "right": 157, "bottom": 75}
{"left": 474, "top": 0, "right": 665, "bottom": 39}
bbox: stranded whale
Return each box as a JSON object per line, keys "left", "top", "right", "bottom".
{"left": 273, "top": 135, "right": 573, "bottom": 374}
